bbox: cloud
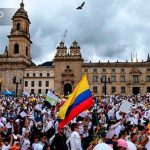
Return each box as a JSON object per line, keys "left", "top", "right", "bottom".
{"left": 0, "top": 0, "right": 150, "bottom": 64}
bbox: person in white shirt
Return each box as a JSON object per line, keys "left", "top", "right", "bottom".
{"left": 0, "top": 134, "right": 13, "bottom": 150}
{"left": 106, "top": 120, "right": 122, "bottom": 139}
{"left": 20, "top": 131, "right": 30, "bottom": 150}
{"left": 107, "top": 109, "right": 114, "bottom": 121}
{"left": 133, "top": 111, "right": 139, "bottom": 125}
{"left": 145, "top": 131, "right": 150, "bottom": 150}
{"left": 78, "top": 122, "right": 84, "bottom": 135}
{"left": 67, "top": 123, "right": 82, "bottom": 150}
{"left": 32, "top": 136, "right": 43, "bottom": 150}
{"left": 116, "top": 110, "right": 122, "bottom": 121}
{"left": 42, "top": 114, "right": 53, "bottom": 133}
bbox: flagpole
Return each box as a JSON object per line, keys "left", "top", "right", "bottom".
{"left": 131, "top": 52, "right": 133, "bottom": 62}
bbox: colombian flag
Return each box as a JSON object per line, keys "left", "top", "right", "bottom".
{"left": 57, "top": 74, "right": 93, "bottom": 128}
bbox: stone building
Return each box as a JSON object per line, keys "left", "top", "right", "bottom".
{"left": 1, "top": 1, "right": 150, "bottom": 96}
{"left": 54, "top": 41, "right": 83, "bottom": 96}
{"left": 0, "top": 1, "right": 33, "bottom": 96}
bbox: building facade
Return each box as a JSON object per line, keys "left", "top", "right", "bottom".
{"left": 1, "top": 2, "right": 150, "bottom": 96}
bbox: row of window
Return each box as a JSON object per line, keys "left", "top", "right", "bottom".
{"left": 93, "top": 86, "right": 150, "bottom": 94}
{"left": 25, "top": 75, "right": 150, "bottom": 88}
{"left": 92, "top": 75, "right": 150, "bottom": 83}
{"left": 25, "top": 81, "right": 50, "bottom": 87}
{"left": 29, "top": 87, "right": 150, "bottom": 95}
{"left": 93, "top": 86, "right": 126, "bottom": 93}
{"left": 84, "top": 68, "right": 125, "bottom": 73}
{"left": 30, "top": 89, "right": 49, "bottom": 94}
{"left": 84, "top": 68, "right": 150, "bottom": 73}
{"left": 26, "top": 73, "right": 50, "bottom": 77}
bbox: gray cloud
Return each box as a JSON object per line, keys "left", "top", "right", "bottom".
{"left": 0, "top": 0, "right": 150, "bottom": 64}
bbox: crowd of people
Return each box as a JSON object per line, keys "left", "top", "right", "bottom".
{"left": 0, "top": 94, "right": 149, "bottom": 150}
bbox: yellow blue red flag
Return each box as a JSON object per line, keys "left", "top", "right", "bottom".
{"left": 57, "top": 74, "right": 93, "bottom": 128}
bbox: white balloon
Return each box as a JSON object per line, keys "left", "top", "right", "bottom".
{"left": 93, "top": 143, "right": 113, "bottom": 150}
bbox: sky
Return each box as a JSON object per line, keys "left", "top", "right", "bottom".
{"left": 0, "top": 0, "right": 150, "bottom": 65}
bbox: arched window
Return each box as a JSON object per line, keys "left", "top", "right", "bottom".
{"left": 14, "top": 44, "right": 19, "bottom": 54}
{"left": 16, "top": 23, "right": 20, "bottom": 30}
{"left": 26, "top": 46, "right": 28, "bottom": 56}
{"left": 26, "top": 26, "right": 28, "bottom": 32}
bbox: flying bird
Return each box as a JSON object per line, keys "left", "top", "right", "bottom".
{"left": 76, "top": 1, "right": 85, "bottom": 10}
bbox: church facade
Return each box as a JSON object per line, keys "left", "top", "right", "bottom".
{"left": 1, "top": 2, "right": 150, "bottom": 97}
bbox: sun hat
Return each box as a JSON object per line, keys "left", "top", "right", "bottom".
{"left": 117, "top": 139, "right": 128, "bottom": 148}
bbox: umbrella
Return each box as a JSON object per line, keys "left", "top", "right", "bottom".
{"left": 126, "top": 141, "right": 137, "bottom": 150}
{"left": 2, "top": 91, "right": 15, "bottom": 96}
{"left": 93, "top": 143, "right": 113, "bottom": 150}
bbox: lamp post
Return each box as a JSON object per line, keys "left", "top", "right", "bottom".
{"left": 0, "top": 80, "right": 1, "bottom": 96}
{"left": 0, "top": 78, "right": 4, "bottom": 96}
{"left": 13, "top": 77, "right": 22, "bottom": 97}
{"left": 101, "top": 76, "right": 110, "bottom": 96}
{"left": 61, "top": 81, "right": 64, "bottom": 96}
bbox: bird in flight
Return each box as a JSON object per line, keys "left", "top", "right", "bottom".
{"left": 76, "top": 1, "right": 85, "bottom": 10}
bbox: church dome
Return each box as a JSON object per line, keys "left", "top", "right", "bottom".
{"left": 12, "top": 1, "right": 30, "bottom": 23}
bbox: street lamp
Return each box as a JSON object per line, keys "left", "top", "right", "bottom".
{"left": 0, "top": 79, "right": 2, "bottom": 95}
{"left": 0, "top": 78, "right": 4, "bottom": 96}
{"left": 101, "top": 76, "right": 110, "bottom": 96}
{"left": 13, "top": 77, "right": 22, "bottom": 97}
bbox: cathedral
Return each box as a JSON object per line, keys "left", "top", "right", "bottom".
{"left": 1, "top": 1, "right": 150, "bottom": 97}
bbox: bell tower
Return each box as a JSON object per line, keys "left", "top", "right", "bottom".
{"left": 70, "top": 41, "right": 81, "bottom": 57}
{"left": 55, "top": 41, "right": 68, "bottom": 57}
{"left": 54, "top": 41, "right": 83, "bottom": 96}
{"left": 7, "top": 0, "right": 32, "bottom": 65}
{"left": 0, "top": 1, "right": 33, "bottom": 95}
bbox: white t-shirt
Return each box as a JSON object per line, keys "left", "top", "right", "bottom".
{"left": 21, "top": 138, "right": 30, "bottom": 150}
{"left": 78, "top": 125, "right": 84, "bottom": 135}
{"left": 145, "top": 135, "right": 150, "bottom": 150}
{"left": 2, "top": 144, "right": 10, "bottom": 150}
{"left": 116, "top": 111, "right": 121, "bottom": 120}
{"left": 106, "top": 122, "right": 121, "bottom": 139}
{"left": 115, "top": 124, "right": 124, "bottom": 136}
{"left": 43, "top": 120, "right": 53, "bottom": 132}
{"left": 69, "top": 131, "right": 82, "bottom": 150}
{"left": 133, "top": 114, "right": 138, "bottom": 125}
{"left": 32, "top": 143, "right": 43, "bottom": 150}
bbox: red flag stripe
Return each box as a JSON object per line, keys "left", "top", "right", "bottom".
{"left": 58, "top": 97, "right": 93, "bottom": 129}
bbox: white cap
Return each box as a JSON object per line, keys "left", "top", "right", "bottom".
{"left": 78, "top": 121, "right": 82, "bottom": 124}
{"left": 15, "top": 119, "right": 20, "bottom": 123}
